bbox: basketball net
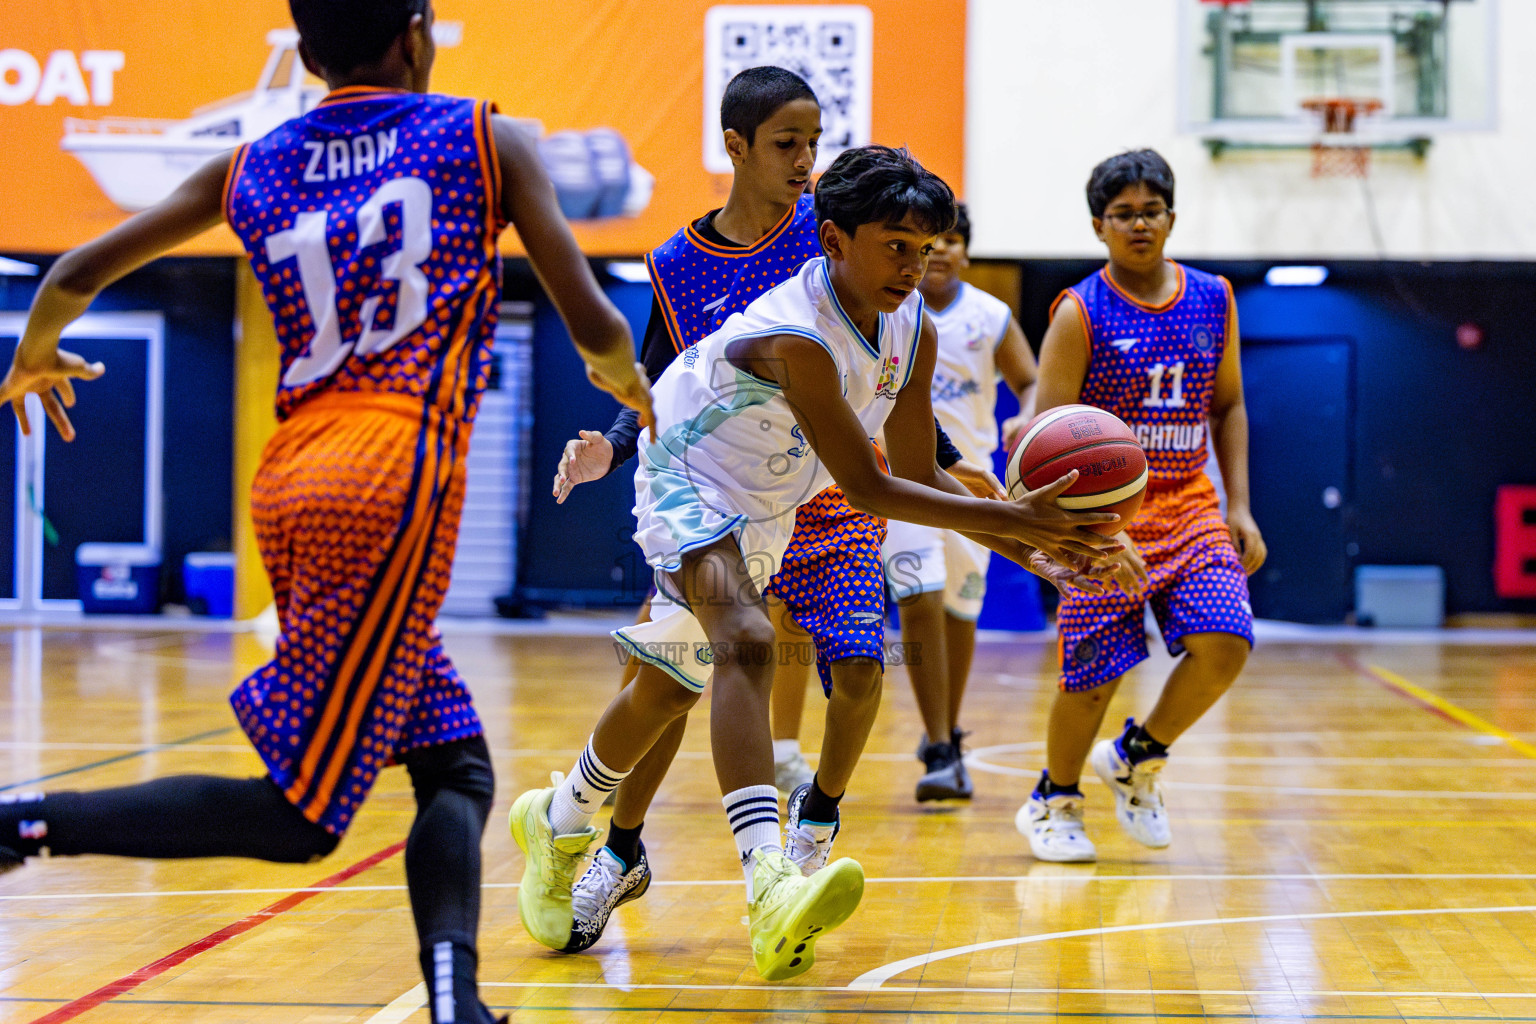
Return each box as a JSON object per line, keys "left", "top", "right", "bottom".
{"left": 1302, "top": 97, "right": 1382, "bottom": 179}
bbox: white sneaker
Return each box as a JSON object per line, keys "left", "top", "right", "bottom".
{"left": 1090, "top": 722, "right": 1171, "bottom": 849}
{"left": 567, "top": 844, "right": 651, "bottom": 952}
{"left": 1017, "top": 790, "right": 1096, "bottom": 863}
{"left": 774, "top": 751, "right": 815, "bottom": 797}
{"left": 784, "top": 782, "right": 839, "bottom": 876}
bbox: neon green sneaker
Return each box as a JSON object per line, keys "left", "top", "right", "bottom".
{"left": 747, "top": 848, "right": 864, "bottom": 981}
{"left": 509, "top": 772, "right": 600, "bottom": 949}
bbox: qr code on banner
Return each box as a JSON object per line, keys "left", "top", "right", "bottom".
{"left": 703, "top": 5, "right": 873, "bottom": 174}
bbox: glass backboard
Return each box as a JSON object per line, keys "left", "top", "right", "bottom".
{"left": 1180, "top": 0, "right": 1497, "bottom": 153}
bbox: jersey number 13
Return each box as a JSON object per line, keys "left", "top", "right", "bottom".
{"left": 264, "top": 176, "right": 435, "bottom": 387}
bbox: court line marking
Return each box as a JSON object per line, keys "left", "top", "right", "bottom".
{"left": 963, "top": 742, "right": 1536, "bottom": 799}
{"left": 1353, "top": 659, "right": 1536, "bottom": 760}
{"left": 7, "top": 994, "right": 1536, "bottom": 1024}
{"left": 24, "top": 840, "right": 405, "bottom": 1024}
{"left": 962, "top": 728, "right": 1535, "bottom": 748}
{"left": 7, "top": 871, "right": 1536, "bottom": 902}
{"left": 476, "top": 981, "right": 1536, "bottom": 1000}
{"left": 847, "top": 903, "right": 1536, "bottom": 991}
{"left": 363, "top": 983, "right": 426, "bottom": 1024}
{"left": 0, "top": 727, "right": 238, "bottom": 793}
{"left": 5, "top": 743, "right": 1532, "bottom": 768}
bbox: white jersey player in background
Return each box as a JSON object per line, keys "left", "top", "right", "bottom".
{"left": 882, "top": 202, "right": 1041, "bottom": 802}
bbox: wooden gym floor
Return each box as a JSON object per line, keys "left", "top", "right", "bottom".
{"left": 2, "top": 620, "right": 1535, "bottom": 1023}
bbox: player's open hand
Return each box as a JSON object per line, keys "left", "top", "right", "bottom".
{"left": 1028, "top": 549, "right": 1116, "bottom": 596}
{"left": 1227, "top": 506, "right": 1267, "bottom": 576}
{"left": 1007, "top": 470, "right": 1123, "bottom": 564}
{"left": 947, "top": 458, "right": 1005, "bottom": 499}
{"left": 0, "top": 345, "right": 105, "bottom": 442}
{"left": 586, "top": 359, "right": 656, "bottom": 442}
{"left": 553, "top": 429, "right": 615, "bottom": 504}
{"left": 1102, "top": 530, "right": 1149, "bottom": 596}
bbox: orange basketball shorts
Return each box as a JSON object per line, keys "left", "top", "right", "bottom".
{"left": 230, "top": 392, "right": 482, "bottom": 835}
{"left": 1055, "top": 473, "right": 1253, "bottom": 691}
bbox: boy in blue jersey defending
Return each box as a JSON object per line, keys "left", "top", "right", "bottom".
{"left": 513, "top": 144, "right": 1122, "bottom": 981}
{"left": 1020, "top": 150, "right": 1267, "bottom": 864}
{"left": 549, "top": 69, "right": 996, "bottom": 954}
{"left": 0, "top": 1, "right": 649, "bottom": 1019}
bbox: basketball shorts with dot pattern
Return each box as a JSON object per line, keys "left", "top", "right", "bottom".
{"left": 230, "top": 393, "right": 484, "bottom": 835}
{"left": 1056, "top": 473, "right": 1253, "bottom": 692}
{"left": 768, "top": 484, "right": 888, "bottom": 695}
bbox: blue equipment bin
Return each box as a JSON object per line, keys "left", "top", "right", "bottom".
{"left": 183, "top": 551, "right": 236, "bottom": 618}
{"left": 76, "top": 543, "right": 160, "bottom": 614}
{"left": 1354, "top": 565, "right": 1445, "bottom": 628}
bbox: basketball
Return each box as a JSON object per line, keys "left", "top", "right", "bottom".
{"left": 1003, "top": 405, "right": 1148, "bottom": 535}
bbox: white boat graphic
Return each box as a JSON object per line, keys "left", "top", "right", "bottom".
{"left": 61, "top": 27, "right": 651, "bottom": 219}
{"left": 62, "top": 30, "right": 324, "bottom": 212}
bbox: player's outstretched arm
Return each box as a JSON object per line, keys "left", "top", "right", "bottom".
{"left": 491, "top": 115, "right": 653, "bottom": 433}
{"left": 1209, "top": 290, "right": 1266, "bottom": 574}
{"left": 2, "top": 151, "right": 232, "bottom": 439}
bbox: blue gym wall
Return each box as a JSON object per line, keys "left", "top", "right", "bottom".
{"left": 513, "top": 263, "right": 657, "bottom": 608}
{"left": 2, "top": 256, "right": 235, "bottom": 608}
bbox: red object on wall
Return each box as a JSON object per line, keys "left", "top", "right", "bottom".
{"left": 1494, "top": 485, "right": 1536, "bottom": 599}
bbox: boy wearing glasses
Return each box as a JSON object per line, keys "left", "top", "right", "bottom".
{"left": 1019, "top": 149, "right": 1267, "bottom": 863}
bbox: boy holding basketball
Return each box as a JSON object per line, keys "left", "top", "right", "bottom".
{"left": 545, "top": 68, "right": 994, "bottom": 955}
{"left": 512, "top": 145, "right": 1119, "bottom": 980}
{"left": 0, "top": 1, "right": 648, "bottom": 1019}
{"left": 1020, "top": 149, "right": 1266, "bottom": 863}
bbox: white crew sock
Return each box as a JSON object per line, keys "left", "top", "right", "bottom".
{"left": 549, "top": 738, "right": 629, "bottom": 836}
{"left": 723, "top": 784, "right": 781, "bottom": 900}
{"left": 772, "top": 738, "right": 802, "bottom": 763}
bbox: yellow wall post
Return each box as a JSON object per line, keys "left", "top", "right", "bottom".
{"left": 233, "top": 263, "right": 279, "bottom": 620}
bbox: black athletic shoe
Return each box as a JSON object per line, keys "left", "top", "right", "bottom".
{"left": 915, "top": 740, "right": 973, "bottom": 802}
{"left": 565, "top": 843, "right": 652, "bottom": 953}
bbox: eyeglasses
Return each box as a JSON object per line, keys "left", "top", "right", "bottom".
{"left": 1102, "top": 208, "right": 1171, "bottom": 229}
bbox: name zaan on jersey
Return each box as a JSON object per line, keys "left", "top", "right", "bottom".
{"left": 302, "top": 128, "right": 399, "bottom": 183}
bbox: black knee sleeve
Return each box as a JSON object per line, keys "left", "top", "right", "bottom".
{"left": 403, "top": 735, "right": 495, "bottom": 823}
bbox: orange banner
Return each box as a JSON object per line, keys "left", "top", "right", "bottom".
{"left": 1, "top": 1, "right": 964, "bottom": 257}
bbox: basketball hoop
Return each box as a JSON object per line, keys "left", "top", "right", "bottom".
{"left": 1302, "top": 97, "right": 1382, "bottom": 178}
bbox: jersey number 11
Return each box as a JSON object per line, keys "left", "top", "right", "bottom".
{"left": 1142, "top": 361, "right": 1186, "bottom": 409}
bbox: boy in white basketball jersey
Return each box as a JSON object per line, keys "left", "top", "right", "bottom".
{"left": 882, "top": 203, "right": 1039, "bottom": 801}
{"left": 509, "top": 146, "right": 1120, "bottom": 981}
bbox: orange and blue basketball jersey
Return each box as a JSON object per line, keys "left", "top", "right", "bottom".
{"left": 223, "top": 88, "right": 503, "bottom": 832}
{"left": 1056, "top": 262, "right": 1230, "bottom": 488}
{"left": 645, "top": 194, "right": 821, "bottom": 352}
{"left": 226, "top": 87, "right": 504, "bottom": 423}
{"left": 1052, "top": 263, "right": 1253, "bottom": 690}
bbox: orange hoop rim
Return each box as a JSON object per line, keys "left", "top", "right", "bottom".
{"left": 1301, "top": 97, "right": 1385, "bottom": 134}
